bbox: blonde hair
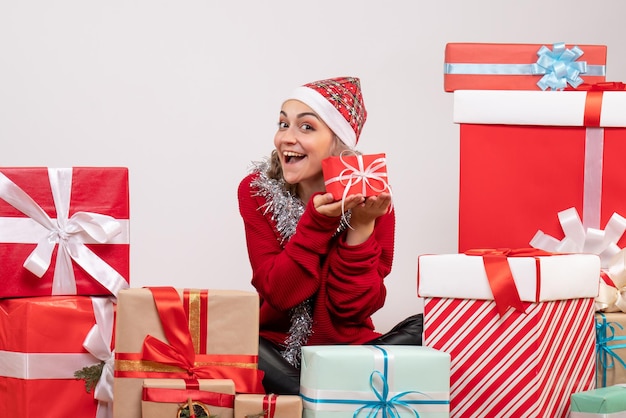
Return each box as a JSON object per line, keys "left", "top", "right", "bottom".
{"left": 267, "top": 136, "right": 353, "bottom": 196}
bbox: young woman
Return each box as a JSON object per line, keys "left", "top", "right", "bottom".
{"left": 238, "top": 76, "right": 422, "bottom": 394}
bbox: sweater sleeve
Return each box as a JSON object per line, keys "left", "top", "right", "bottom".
{"left": 324, "top": 207, "right": 395, "bottom": 323}
{"left": 237, "top": 174, "right": 342, "bottom": 312}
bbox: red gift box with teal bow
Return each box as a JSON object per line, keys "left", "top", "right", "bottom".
{"left": 444, "top": 42, "right": 607, "bottom": 91}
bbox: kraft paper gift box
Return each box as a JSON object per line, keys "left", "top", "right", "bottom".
{"left": 299, "top": 345, "right": 450, "bottom": 418}
{"left": 234, "top": 394, "right": 303, "bottom": 418}
{"left": 570, "top": 385, "right": 626, "bottom": 417}
{"left": 113, "top": 287, "right": 264, "bottom": 418}
{"left": 596, "top": 312, "right": 626, "bottom": 387}
{"left": 0, "top": 167, "right": 130, "bottom": 298}
{"left": 141, "top": 378, "right": 235, "bottom": 418}
{"left": 443, "top": 42, "right": 607, "bottom": 91}
{"left": 0, "top": 295, "right": 116, "bottom": 418}
{"left": 454, "top": 87, "right": 626, "bottom": 254}
{"left": 321, "top": 152, "right": 390, "bottom": 201}
{"left": 417, "top": 251, "right": 600, "bottom": 418}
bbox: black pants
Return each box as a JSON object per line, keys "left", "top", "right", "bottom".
{"left": 258, "top": 313, "right": 423, "bottom": 394}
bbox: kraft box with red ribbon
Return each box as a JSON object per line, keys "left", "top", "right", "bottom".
{"left": 299, "top": 345, "right": 450, "bottom": 417}
{"left": 596, "top": 312, "right": 626, "bottom": 388}
{"left": 234, "top": 394, "right": 303, "bottom": 418}
{"left": 443, "top": 42, "right": 607, "bottom": 91}
{"left": 417, "top": 251, "right": 600, "bottom": 418}
{"left": 0, "top": 295, "right": 116, "bottom": 418}
{"left": 113, "top": 287, "right": 264, "bottom": 418}
{"left": 0, "top": 167, "right": 130, "bottom": 298}
{"left": 321, "top": 152, "right": 391, "bottom": 202}
{"left": 454, "top": 85, "right": 626, "bottom": 257}
{"left": 141, "top": 378, "right": 235, "bottom": 418}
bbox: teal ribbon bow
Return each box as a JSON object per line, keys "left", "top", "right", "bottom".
{"left": 533, "top": 42, "right": 587, "bottom": 90}
{"left": 595, "top": 313, "right": 626, "bottom": 387}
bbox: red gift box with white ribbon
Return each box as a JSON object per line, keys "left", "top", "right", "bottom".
{"left": 322, "top": 152, "right": 390, "bottom": 201}
{"left": 454, "top": 85, "right": 626, "bottom": 255}
{"left": 0, "top": 167, "right": 130, "bottom": 297}
{"left": 0, "top": 296, "right": 116, "bottom": 418}
{"left": 418, "top": 250, "right": 600, "bottom": 418}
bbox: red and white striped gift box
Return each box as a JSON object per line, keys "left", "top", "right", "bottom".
{"left": 418, "top": 252, "right": 601, "bottom": 418}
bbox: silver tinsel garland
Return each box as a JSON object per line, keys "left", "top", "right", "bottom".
{"left": 249, "top": 159, "right": 348, "bottom": 367}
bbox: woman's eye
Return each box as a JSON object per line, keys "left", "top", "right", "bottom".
{"left": 301, "top": 123, "right": 313, "bottom": 131}
{"left": 278, "top": 121, "right": 288, "bottom": 129}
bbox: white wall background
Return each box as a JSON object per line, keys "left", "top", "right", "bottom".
{"left": 1, "top": 0, "right": 624, "bottom": 332}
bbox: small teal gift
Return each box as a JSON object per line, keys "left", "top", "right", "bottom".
{"left": 570, "top": 385, "right": 626, "bottom": 417}
{"left": 300, "top": 345, "right": 450, "bottom": 418}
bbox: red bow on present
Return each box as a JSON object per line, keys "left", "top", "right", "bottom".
{"left": 141, "top": 287, "right": 265, "bottom": 393}
{"left": 465, "top": 248, "right": 554, "bottom": 317}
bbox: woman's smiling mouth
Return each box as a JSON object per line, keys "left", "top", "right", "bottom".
{"left": 283, "top": 151, "right": 306, "bottom": 164}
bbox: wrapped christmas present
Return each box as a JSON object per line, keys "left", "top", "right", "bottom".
{"left": 418, "top": 250, "right": 600, "bottom": 418}
{"left": 570, "top": 384, "right": 626, "bottom": 417}
{"left": 113, "top": 287, "right": 264, "bottom": 418}
{"left": 234, "top": 393, "right": 302, "bottom": 418}
{"left": 453, "top": 85, "right": 626, "bottom": 253}
{"left": 141, "top": 378, "right": 235, "bottom": 418}
{"left": 322, "top": 151, "right": 390, "bottom": 202}
{"left": 596, "top": 312, "right": 626, "bottom": 387}
{"left": 0, "top": 296, "right": 116, "bottom": 418}
{"left": 0, "top": 167, "right": 130, "bottom": 297}
{"left": 444, "top": 42, "right": 606, "bottom": 91}
{"left": 300, "top": 345, "right": 450, "bottom": 417}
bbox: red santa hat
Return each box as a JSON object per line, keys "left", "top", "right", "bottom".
{"left": 285, "top": 76, "right": 367, "bottom": 149}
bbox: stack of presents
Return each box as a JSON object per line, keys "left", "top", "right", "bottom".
{"left": 2, "top": 41, "right": 626, "bottom": 418}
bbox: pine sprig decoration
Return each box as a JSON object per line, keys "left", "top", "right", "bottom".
{"left": 74, "top": 361, "right": 105, "bottom": 393}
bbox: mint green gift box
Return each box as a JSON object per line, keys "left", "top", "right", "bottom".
{"left": 570, "top": 385, "right": 626, "bottom": 417}
{"left": 300, "top": 345, "right": 450, "bottom": 418}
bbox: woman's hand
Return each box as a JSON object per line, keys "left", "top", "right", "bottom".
{"left": 313, "top": 192, "right": 392, "bottom": 246}
{"left": 346, "top": 192, "right": 392, "bottom": 246}
{"left": 313, "top": 193, "right": 365, "bottom": 218}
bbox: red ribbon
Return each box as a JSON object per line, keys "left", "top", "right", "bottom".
{"left": 141, "top": 386, "right": 235, "bottom": 408}
{"left": 567, "top": 82, "right": 626, "bottom": 127}
{"left": 465, "top": 248, "right": 554, "bottom": 317}
{"left": 136, "top": 286, "right": 264, "bottom": 393}
{"left": 263, "top": 394, "right": 278, "bottom": 418}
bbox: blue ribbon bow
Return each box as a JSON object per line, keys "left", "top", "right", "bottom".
{"left": 595, "top": 313, "right": 626, "bottom": 387}
{"left": 532, "top": 42, "right": 587, "bottom": 90}
{"left": 352, "top": 370, "right": 421, "bottom": 418}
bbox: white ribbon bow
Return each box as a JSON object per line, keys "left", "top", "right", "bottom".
{"left": 83, "top": 297, "right": 115, "bottom": 418}
{"left": 596, "top": 249, "right": 626, "bottom": 312}
{"left": 530, "top": 207, "right": 626, "bottom": 268}
{"left": 0, "top": 168, "right": 129, "bottom": 296}
{"left": 530, "top": 207, "right": 626, "bottom": 312}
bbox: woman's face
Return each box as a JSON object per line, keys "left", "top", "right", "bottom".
{"left": 274, "top": 99, "right": 335, "bottom": 188}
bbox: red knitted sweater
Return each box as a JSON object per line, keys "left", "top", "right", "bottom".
{"left": 237, "top": 172, "right": 395, "bottom": 347}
